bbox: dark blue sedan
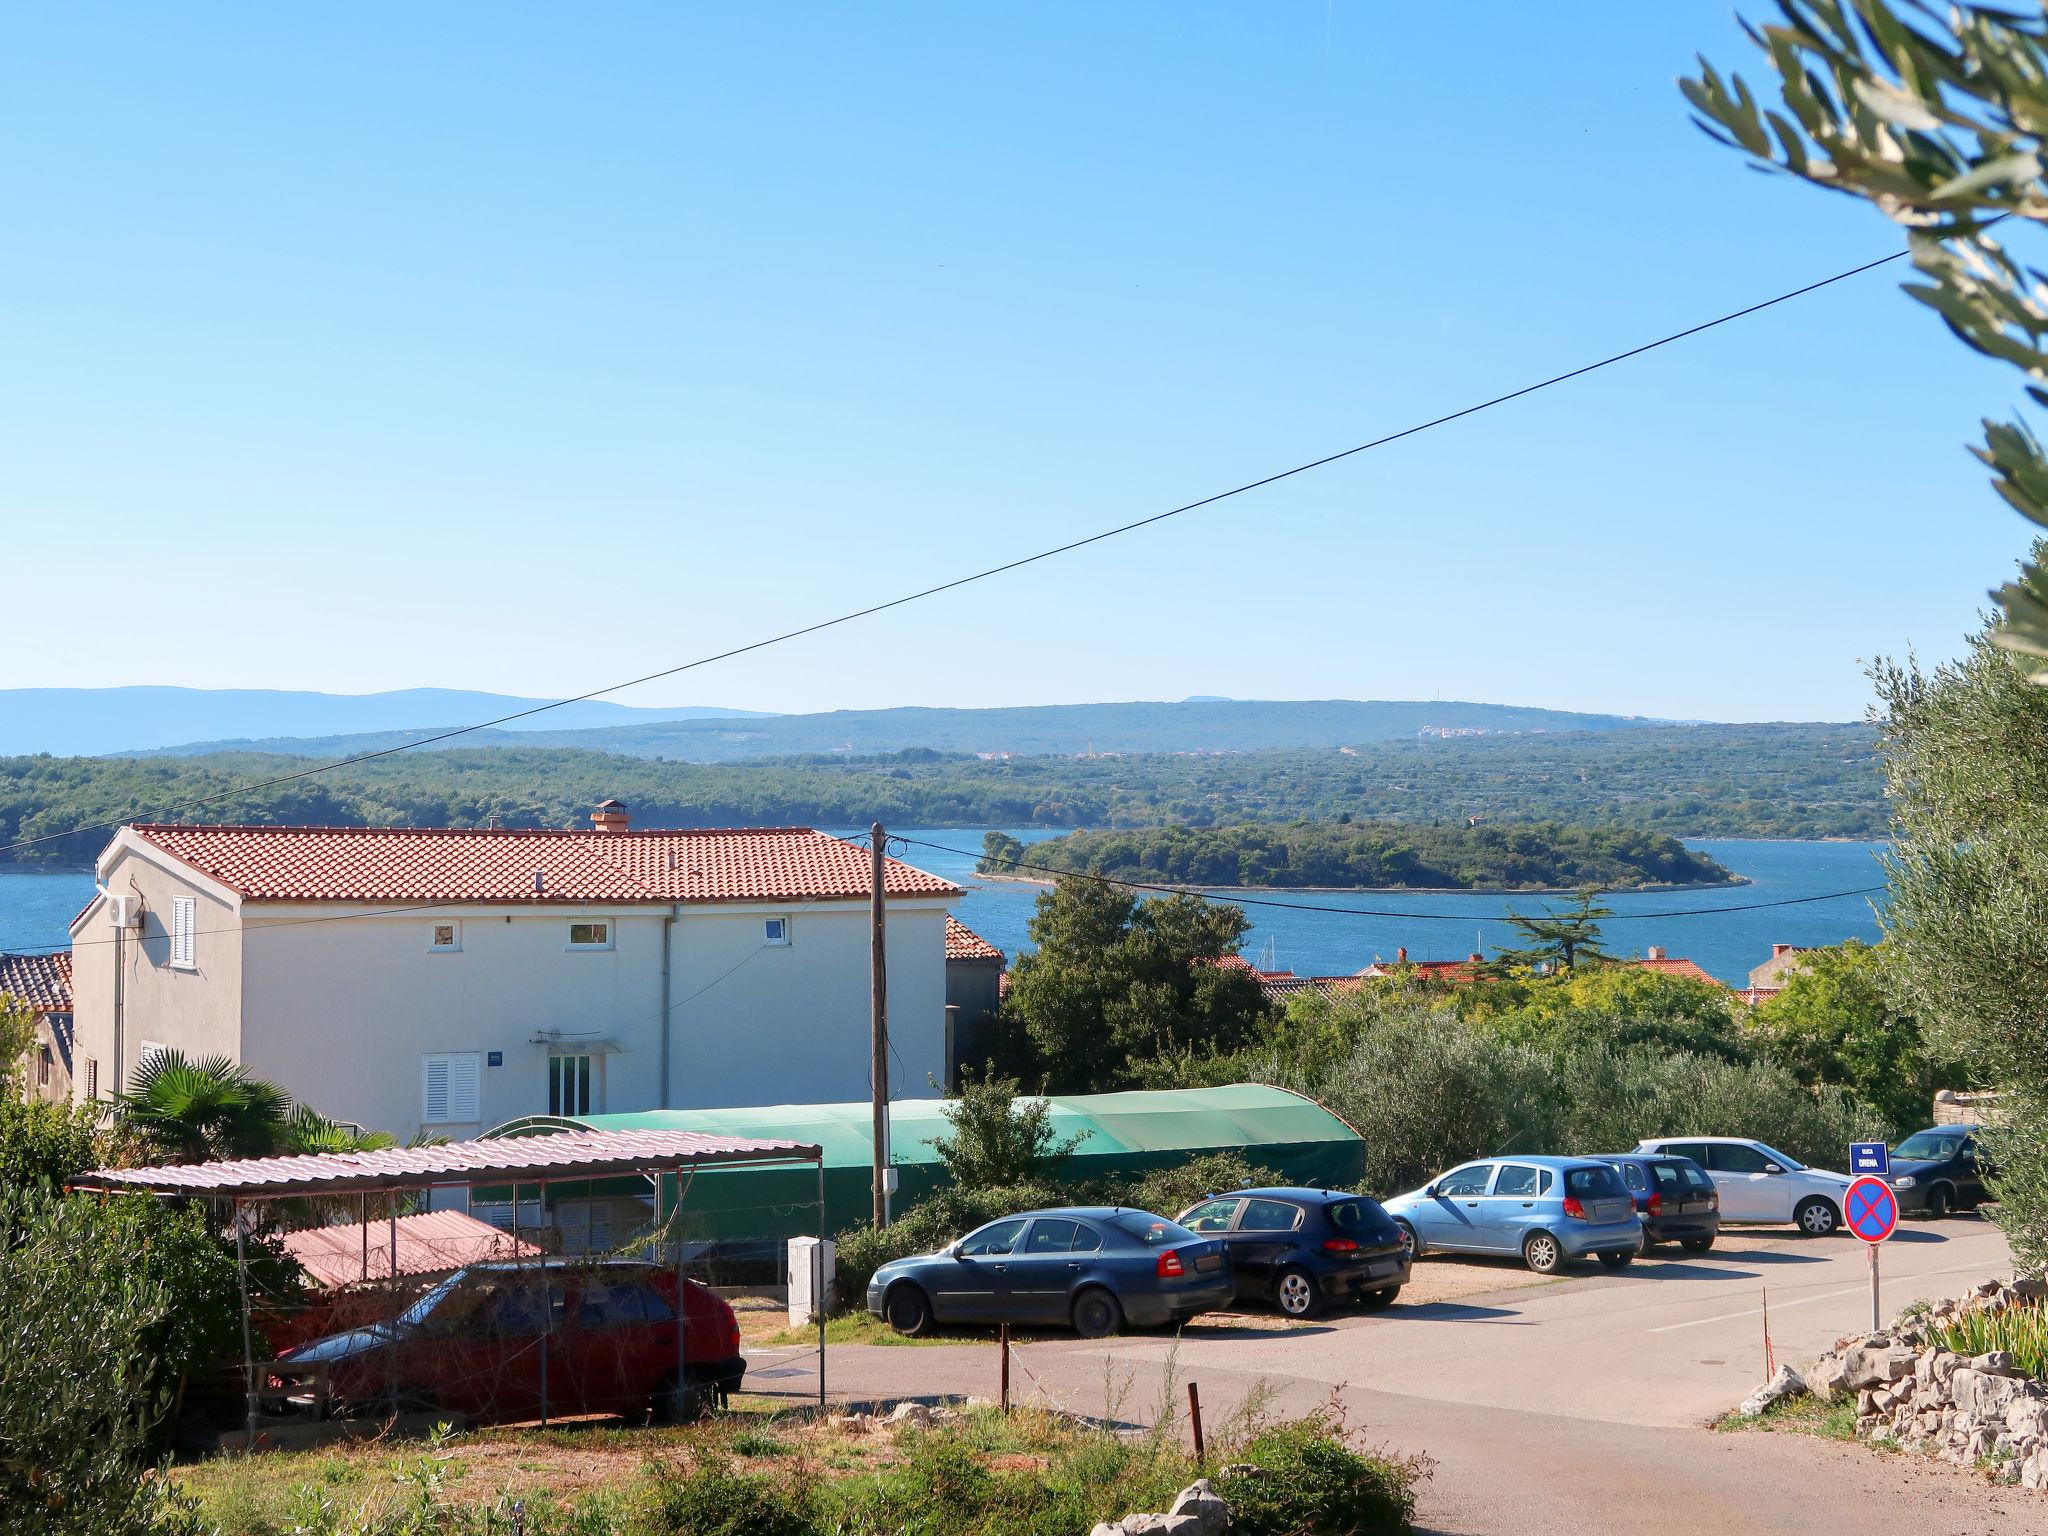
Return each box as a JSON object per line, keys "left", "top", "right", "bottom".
{"left": 864, "top": 1207, "right": 1235, "bottom": 1338}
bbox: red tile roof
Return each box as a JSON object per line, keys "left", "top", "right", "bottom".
{"left": 1628, "top": 957, "right": 1722, "bottom": 986}
{"left": 125, "top": 824, "right": 959, "bottom": 906}
{"left": 944, "top": 916, "right": 1004, "bottom": 963}
{"left": 282, "top": 1209, "right": 540, "bottom": 1288}
{"left": 0, "top": 951, "right": 72, "bottom": 1013}
{"left": 74, "top": 1126, "right": 823, "bottom": 1198}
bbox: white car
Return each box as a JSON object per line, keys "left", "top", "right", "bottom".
{"left": 1634, "top": 1137, "right": 1853, "bottom": 1236}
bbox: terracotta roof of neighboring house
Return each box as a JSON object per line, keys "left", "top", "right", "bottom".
{"left": 124, "top": 824, "right": 959, "bottom": 906}
{"left": 944, "top": 916, "right": 1004, "bottom": 963}
{"left": 1212, "top": 954, "right": 1259, "bottom": 972}
{"left": 0, "top": 951, "right": 72, "bottom": 1013}
{"left": 1628, "top": 956, "right": 1722, "bottom": 986}
{"left": 281, "top": 1209, "right": 541, "bottom": 1288}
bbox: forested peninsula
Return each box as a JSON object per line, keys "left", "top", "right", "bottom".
{"left": 0, "top": 721, "right": 1876, "bottom": 866}
{"left": 980, "top": 822, "right": 1741, "bottom": 892}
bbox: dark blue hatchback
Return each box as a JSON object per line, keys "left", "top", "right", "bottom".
{"left": 1175, "top": 1187, "right": 1411, "bottom": 1318}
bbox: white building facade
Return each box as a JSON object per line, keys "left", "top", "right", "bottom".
{"left": 68, "top": 812, "right": 959, "bottom": 1142}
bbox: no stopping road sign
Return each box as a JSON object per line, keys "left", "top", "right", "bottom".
{"left": 1845, "top": 1175, "right": 1899, "bottom": 1244}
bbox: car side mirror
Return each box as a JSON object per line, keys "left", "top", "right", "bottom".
{"left": 1423, "top": 1184, "right": 1438, "bottom": 1198}
{"left": 1763, "top": 1164, "right": 1783, "bottom": 1175}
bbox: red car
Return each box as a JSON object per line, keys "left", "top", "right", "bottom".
{"left": 274, "top": 1260, "right": 744, "bottom": 1424}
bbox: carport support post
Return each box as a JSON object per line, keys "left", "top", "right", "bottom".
{"left": 538, "top": 1177, "right": 551, "bottom": 1428}
{"left": 233, "top": 1198, "right": 257, "bottom": 1450}
{"left": 672, "top": 1169, "right": 685, "bottom": 1418}
{"left": 817, "top": 1154, "right": 828, "bottom": 1410}
{"left": 388, "top": 1194, "right": 401, "bottom": 1421}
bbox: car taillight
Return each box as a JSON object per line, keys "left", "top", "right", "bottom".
{"left": 1561, "top": 1195, "right": 1586, "bottom": 1220}
{"left": 1321, "top": 1237, "right": 1359, "bottom": 1253}
{"left": 1707, "top": 1191, "right": 1719, "bottom": 1210}
{"left": 1646, "top": 1192, "right": 1663, "bottom": 1216}
{"left": 1156, "top": 1249, "right": 1186, "bottom": 1278}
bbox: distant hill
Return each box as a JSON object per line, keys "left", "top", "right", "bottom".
{"left": 142, "top": 698, "right": 1678, "bottom": 763}
{"left": 1, "top": 687, "right": 771, "bottom": 757}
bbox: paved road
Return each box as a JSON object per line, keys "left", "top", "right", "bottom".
{"left": 749, "top": 1217, "right": 2048, "bottom": 1534}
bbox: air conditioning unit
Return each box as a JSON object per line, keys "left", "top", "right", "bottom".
{"left": 106, "top": 894, "right": 142, "bottom": 931}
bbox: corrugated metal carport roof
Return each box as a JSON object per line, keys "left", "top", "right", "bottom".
{"left": 70, "top": 1127, "right": 821, "bottom": 1201}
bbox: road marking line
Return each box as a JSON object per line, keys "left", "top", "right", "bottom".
{"left": 1645, "top": 1260, "right": 2005, "bottom": 1334}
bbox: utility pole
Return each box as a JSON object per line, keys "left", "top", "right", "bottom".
{"left": 870, "top": 821, "right": 891, "bottom": 1228}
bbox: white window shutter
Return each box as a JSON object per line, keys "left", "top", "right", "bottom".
{"left": 171, "top": 897, "right": 196, "bottom": 968}
{"left": 448, "top": 1052, "right": 481, "bottom": 1122}
{"left": 423, "top": 1055, "right": 450, "bottom": 1121}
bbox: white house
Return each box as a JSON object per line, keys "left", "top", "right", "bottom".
{"left": 68, "top": 805, "right": 960, "bottom": 1142}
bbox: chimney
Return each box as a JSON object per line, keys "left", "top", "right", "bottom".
{"left": 1469, "top": 952, "right": 1483, "bottom": 964}
{"left": 1396, "top": 946, "right": 1408, "bottom": 964}
{"left": 1647, "top": 945, "right": 1666, "bottom": 961}
{"left": 1771, "top": 943, "right": 1793, "bottom": 958}
{"left": 591, "top": 798, "right": 630, "bottom": 835}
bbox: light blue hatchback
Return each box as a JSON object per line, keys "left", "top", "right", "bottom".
{"left": 1381, "top": 1156, "right": 1644, "bottom": 1274}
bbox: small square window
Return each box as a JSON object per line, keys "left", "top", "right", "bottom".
{"left": 567, "top": 921, "right": 612, "bottom": 950}
{"left": 430, "top": 921, "right": 462, "bottom": 952}
{"left": 764, "top": 917, "right": 791, "bottom": 946}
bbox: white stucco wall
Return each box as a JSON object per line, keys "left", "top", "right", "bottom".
{"left": 667, "top": 898, "right": 949, "bottom": 1109}
{"left": 69, "top": 840, "right": 245, "bottom": 1103}
{"left": 239, "top": 904, "right": 672, "bottom": 1142}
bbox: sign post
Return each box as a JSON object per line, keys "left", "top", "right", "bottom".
{"left": 1844, "top": 1173, "right": 1899, "bottom": 1332}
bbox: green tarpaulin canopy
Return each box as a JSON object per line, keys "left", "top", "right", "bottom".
{"left": 486, "top": 1083, "right": 1364, "bottom": 1244}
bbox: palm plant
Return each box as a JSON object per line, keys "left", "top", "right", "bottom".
{"left": 115, "top": 1051, "right": 295, "bottom": 1163}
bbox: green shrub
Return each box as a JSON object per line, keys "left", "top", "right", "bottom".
{"left": 1218, "top": 1415, "right": 1418, "bottom": 1536}
{"left": 647, "top": 1454, "right": 815, "bottom": 1536}
{"left": 834, "top": 1181, "right": 1062, "bottom": 1305}
{"left": 1117, "top": 1151, "right": 1280, "bottom": 1219}
{"left": 1930, "top": 1300, "right": 2048, "bottom": 1381}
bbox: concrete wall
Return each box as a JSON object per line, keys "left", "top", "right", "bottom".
{"left": 69, "top": 842, "right": 245, "bottom": 1104}
{"left": 668, "top": 899, "right": 950, "bottom": 1109}
{"left": 239, "top": 904, "right": 671, "bottom": 1142}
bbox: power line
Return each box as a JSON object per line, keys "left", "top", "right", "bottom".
{"left": 0, "top": 242, "right": 1917, "bottom": 860}
{"left": 892, "top": 835, "right": 1886, "bottom": 924}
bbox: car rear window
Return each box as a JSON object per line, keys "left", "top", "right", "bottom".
{"left": 1326, "top": 1199, "right": 1399, "bottom": 1241}
{"left": 1565, "top": 1166, "right": 1625, "bottom": 1197}
{"left": 1108, "top": 1212, "right": 1197, "bottom": 1246}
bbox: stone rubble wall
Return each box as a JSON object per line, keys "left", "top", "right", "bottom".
{"left": 1787, "top": 1277, "right": 2048, "bottom": 1488}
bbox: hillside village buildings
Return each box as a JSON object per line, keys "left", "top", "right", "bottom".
{"left": 64, "top": 806, "right": 990, "bottom": 1142}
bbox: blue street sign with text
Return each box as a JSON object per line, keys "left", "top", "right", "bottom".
{"left": 1850, "top": 1141, "right": 1889, "bottom": 1176}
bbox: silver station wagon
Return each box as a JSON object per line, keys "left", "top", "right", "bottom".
{"left": 1381, "top": 1156, "right": 1643, "bottom": 1274}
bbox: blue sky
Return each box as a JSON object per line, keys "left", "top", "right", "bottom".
{"left": 0, "top": 4, "right": 2021, "bottom": 722}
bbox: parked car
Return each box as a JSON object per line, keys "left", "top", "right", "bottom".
{"left": 865, "top": 1207, "right": 1234, "bottom": 1338}
{"left": 1888, "top": 1124, "right": 1989, "bottom": 1218}
{"left": 1595, "top": 1153, "right": 1721, "bottom": 1253}
{"left": 1380, "top": 1157, "right": 1642, "bottom": 1274}
{"left": 1174, "top": 1187, "right": 1411, "bottom": 1318}
{"left": 275, "top": 1261, "right": 742, "bottom": 1424}
{"left": 1634, "top": 1136, "right": 1852, "bottom": 1235}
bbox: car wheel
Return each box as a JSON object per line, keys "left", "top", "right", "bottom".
{"left": 884, "top": 1283, "right": 934, "bottom": 1337}
{"left": 1274, "top": 1266, "right": 1322, "bottom": 1320}
{"left": 1795, "top": 1197, "right": 1840, "bottom": 1237}
{"left": 651, "top": 1373, "right": 707, "bottom": 1424}
{"left": 1680, "top": 1235, "right": 1715, "bottom": 1254}
{"left": 1358, "top": 1285, "right": 1401, "bottom": 1311}
{"left": 1523, "top": 1231, "right": 1564, "bottom": 1274}
{"left": 1925, "top": 1185, "right": 1952, "bottom": 1220}
{"left": 1393, "top": 1219, "right": 1420, "bottom": 1259}
{"left": 1071, "top": 1287, "right": 1123, "bottom": 1339}
{"left": 1598, "top": 1249, "right": 1633, "bottom": 1270}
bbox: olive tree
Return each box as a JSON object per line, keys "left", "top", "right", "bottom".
{"left": 1686, "top": 2, "right": 2048, "bottom": 667}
